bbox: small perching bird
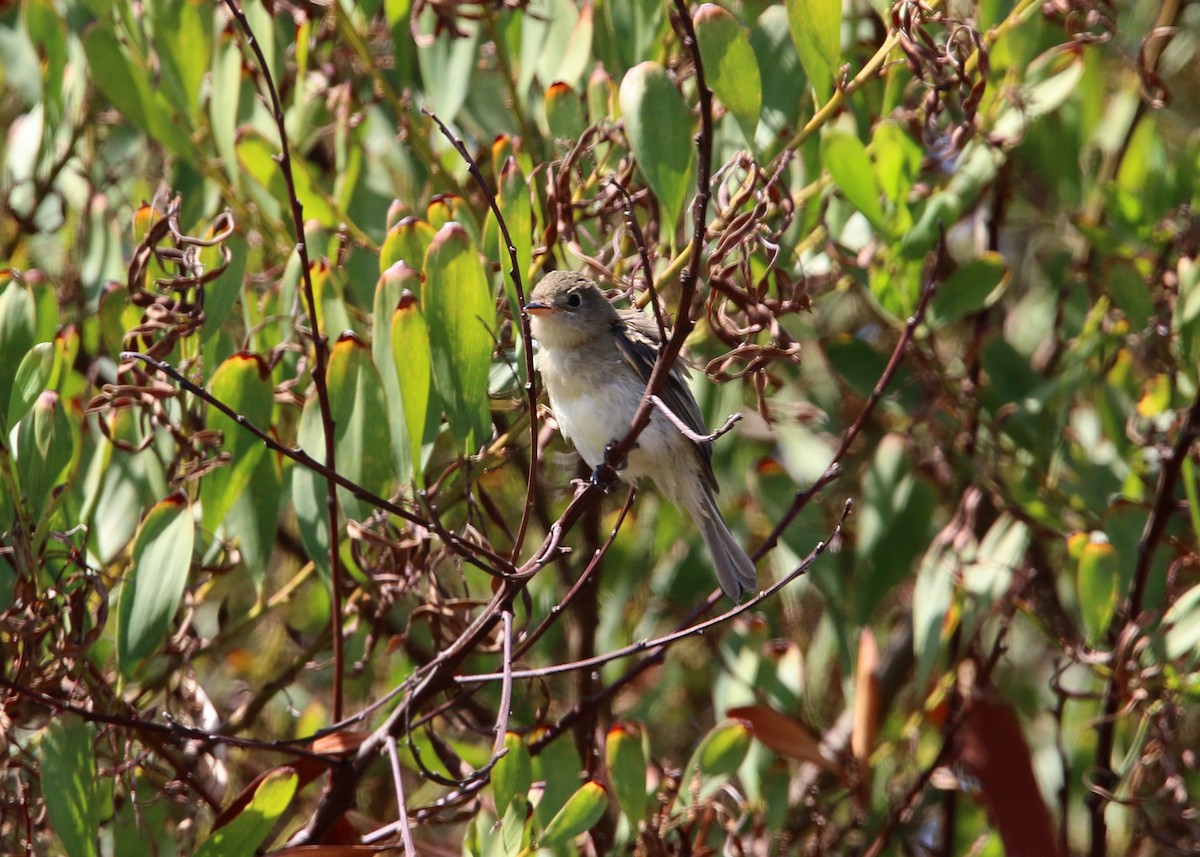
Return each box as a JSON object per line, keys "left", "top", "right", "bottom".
{"left": 524, "top": 270, "right": 757, "bottom": 600}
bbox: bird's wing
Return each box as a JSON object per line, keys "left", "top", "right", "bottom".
{"left": 612, "top": 309, "right": 718, "bottom": 490}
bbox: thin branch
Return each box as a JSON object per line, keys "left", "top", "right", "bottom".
{"left": 650, "top": 395, "right": 741, "bottom": 443}
{"left": 222, "top": 0, "right": 346, "bottom": 721}
{"left": 610, "top": 178, "right": 667, "bottom": 341}
{"left": 382, "top": 735, "right": 417, "bottom": 855}
{"left": 118, "top": 351, "right": 513, "bottom": 576}
{"left": 459, "top": 500, "right": 851, "bottom": 685}
{"left": 754, "top": 225, "right": 946, "bottom": 559}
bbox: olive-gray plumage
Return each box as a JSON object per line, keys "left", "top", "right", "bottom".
{"left": 524, "top": 271, "right": 757, "bottom": 600}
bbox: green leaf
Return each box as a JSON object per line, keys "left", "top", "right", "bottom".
{"left": 210, "top": 30, "right": 243, "bottom": 185}
{"left": 40, "top": 717, "right": 98, "bottom": 857}
{"left": 145, "top": 0, "right": 211, "bottom": 117}
{"left": 7, "top": 341, "right": 55, "bottom": 428}
{"left": 499, "top": 794, "right": 530, "bottom": 857}
{"left": 823, "top": 128, "right": 886, "bottom": 233}
{"left": 927, "top": 252, "right": 1010, "bottom": 328}
{"left": 605, "top": 722, "right": 647, "bottom": 825}
{"left": 15, "top": 390, "right": 79, "bottom": 526}
{"left": 786, "top": 0, "right": 842, "bottom": 104}
{"left": 531, "top": 728, "right": 583, "bottom": 827}
{"left": 545, "top": 81, "right": 587, "bottom": 146}
{"left": 693, "top": 4, "right": 762, "bottom": 144}
{"left": 679, "top": 719, "right": 752, "bottom": 805}
{"left": 872, "top": 120, "right": 922, "bottom": 206}
{"left": 0, "top": 278, "right": 37, "bottom": 426}
{"left": 524, "top": 0, "right": 594, "bottom": 90}
{"left": 391, "top": 280, "right": 435, "bottom": 484}
{"left": 498, "top": 157, "right": 534, "bottom": 332}
{"left": 423, "top": 223, "right": 495, "bottom": 450}
{"left": 913, "top": 541, "right": 956, "bottom": 691}
{"left": 1077, "top": 533, "right": 1120, "bottom": 643}
{"left": 236, "top": 131, "right": 338, "bottom": 228}
{"left": 193, "top": 769, "right": 298, "bottom": 857}
{"left": 118, "top": 492, "right": 195, "bottom": 675}
{"left": 901, "top": 140, "right": 1006, "bottom": 258}
{"left": 538, "top": 781, "right": 609, "bottom": 848}
{"left": 605, "top": 0, "right": 664, "bottom": 73}
{"left": 1172, "top": 256, "right": 1200, "bottom": 364}
{"left": 619, "top": 61, "right": 696, "bottom": 231}
{"left": 80, "top": 23, "right": 192, "bottom": 158}
{"left": 750, "top": 6, "right": 806, "bottom": 151}
{"left": 25, "top": 0, "right": 68, "bottom": 123}
{"left": 416, "top": 5, "right": 479, "bottom": 122}
{"left": 492, "top": 732, "right": 532, "bottom": 818}
{"left": 225, "top": 442, "right": 282, "bottom": 594}
{"left": 380, "top": 216, "right": 436, "bottom": 274}
{"left": 200, "top": 354, "right": 273, "bottom": 537}
{"left": 1164, "top": 582, "right": 1200, "bottom": 668}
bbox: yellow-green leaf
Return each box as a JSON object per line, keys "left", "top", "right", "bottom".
{"left": 539, "top": 781, "right": 608, "bottom": 848}
{"left": 619, "top": 61, "right": 696, "bottom": 232}
{"left": 201, "top": 354, "right": 272, "bottom": 535}
{"left": 118, "top": 492, "right": 195, "bottom": 675}
{"left": 423, "top": 223, "right": 495, "bottom": 450}
{"left": 694, "top": 4, "right": 762, "bottom": 144}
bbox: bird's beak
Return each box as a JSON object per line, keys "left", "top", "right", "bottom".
{"left": 523, "top": 300, "right": 554, "bottom": 316}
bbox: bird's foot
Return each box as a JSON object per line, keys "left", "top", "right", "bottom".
{"left": 602, "top": 438, "right": 636, "bottom": 472}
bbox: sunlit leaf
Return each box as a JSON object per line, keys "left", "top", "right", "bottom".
{"left": 423, "top": 222, "right": 495, "bottom": 450}
{"left": 694, "top": 4, "right": 762, "bottom": 144}
{"left": 40, "top": 717, "right": 99, "bottom": 857}
{"left": 605, "top": 723, "right": 647, "bottom": 825}
{"left": 200, "top": 354, "right": 273, "bottom": 536}
{"left": 118, "top": 492, "right": 195, "bottom": 675}
{"left": 786, "top": 0, "right": 841, "bottom": 103}
{"left": 619, "top": 61, "right": 695, "bottom": 231}
{"left": 679, "top": 719, "right": 752, "bottom": 805}
{"left": 492, "top": 732, "right": 532, "bottom": 818}
{"left": 822, "top": 128, "right": 886, "bottom": 233}
{"left": 193, "top": 769, "right": 298, "bottom": 857}
{"left": 538, "top": 780, "right": 608, "bottom": 848}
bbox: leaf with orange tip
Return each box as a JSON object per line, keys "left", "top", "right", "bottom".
{"left": 727, "top": 705, "right": 840, "bottom": 775}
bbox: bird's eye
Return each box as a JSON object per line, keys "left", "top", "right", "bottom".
{"left": 566, "top": 292, "right": 582, "bottom": 308}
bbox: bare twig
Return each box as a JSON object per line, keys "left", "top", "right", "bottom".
{"left": 222, "top": 0, "right": 346, "bottom": 721}
{"left": 650, "top": 395, "right": 741, "bottom": 443}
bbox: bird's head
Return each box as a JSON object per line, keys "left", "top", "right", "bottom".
{"left": 523, "top": 271, "right": 620, "bottom": 349}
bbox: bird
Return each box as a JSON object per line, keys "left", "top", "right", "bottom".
{"left": 523, "top": 270, "right": 757, "bottom": 600}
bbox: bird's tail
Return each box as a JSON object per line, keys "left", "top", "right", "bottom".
{"left": 690, "top": 491, "right": 757, "bottom": 601}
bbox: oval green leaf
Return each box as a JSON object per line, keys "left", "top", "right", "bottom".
{"left": 492, "top": 731, "right": 532, "bottom": 818}
{"left": 786, "top": 0, "right": 842, "bottom": 103}
{"left": 928, "top": 253, "right": 1010, "bottom": 328}
{"left": 118, "top": 492, "right": 195, "bottom": 675}
{"left": 200, "top": 353, "right": 273, "bottom": 536}
{"left": 41, "top": 716, "right": 99, "bottom": 857}
{"left": 679, "top": 718, "right": 752, "bottom": 805}
{"left": 605, "top": 722, "right": 647, "bottom": 825}
{"left": 619, "top": 61, "right": 696, "bottom": 231}
{"left": 539, "top": 780, "right": 608, "bottom": 849}
{"left": 1077, "top": 534, "right": 1120, "bottom": 643}
{"left": 193, "top": 769, "right": 298, "bottom": 857}
{"left": 822, "top": 128, "right": 886, "bottom": 233}
{"left": 694, "top": 4, "right": 762, "bottom": 144}
{"left": 423, "top": 222, "right": 495, "bottom": 450}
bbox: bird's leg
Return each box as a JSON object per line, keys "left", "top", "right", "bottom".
{"left": 587, "top": 439, "right": 636, "bottom": 492}
{"left": 603, "top": 438, "right": 636, "bottom": 472}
